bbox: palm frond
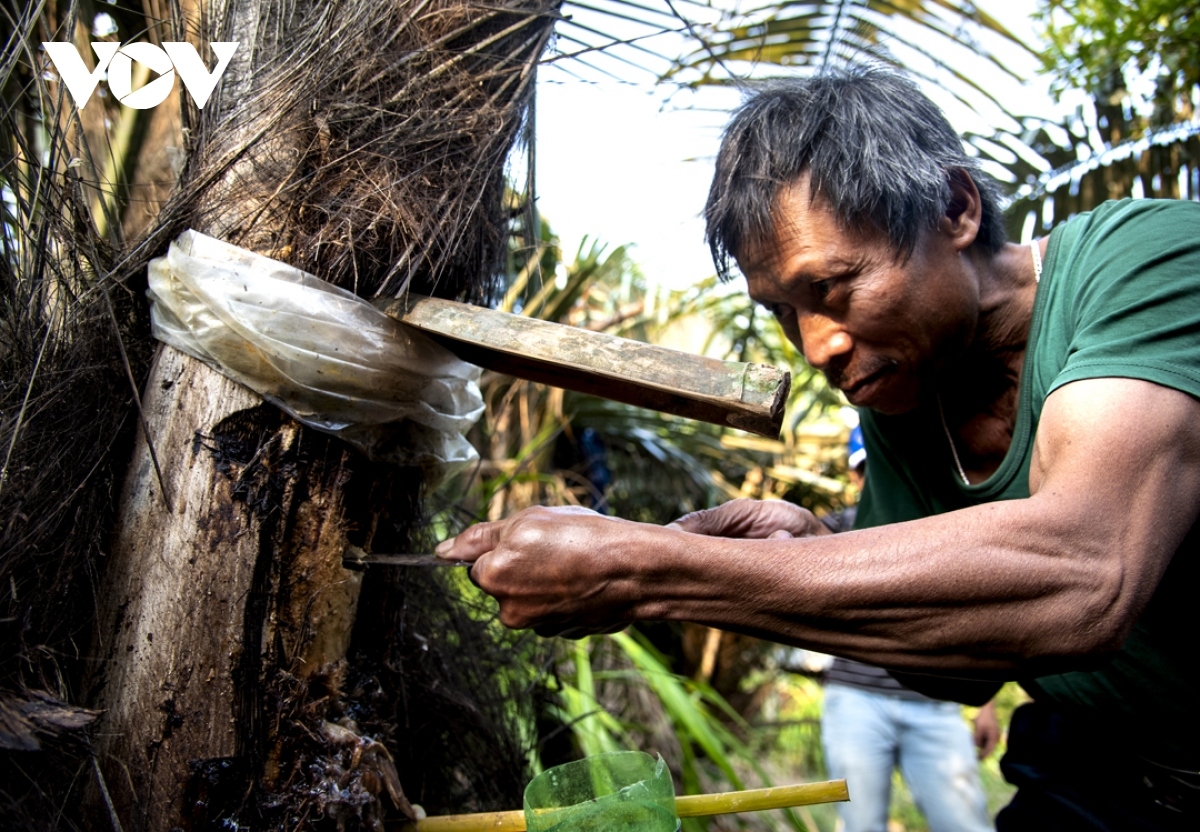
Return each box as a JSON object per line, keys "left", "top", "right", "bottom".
{"left": 545, "top": 0, "right": 715, "bottom": 82}
{"left": 1007, "top": 118, "right": 1200, "bottom": 239}
{"left": 662, "top": 0, "right": 1045, "bottom": 170}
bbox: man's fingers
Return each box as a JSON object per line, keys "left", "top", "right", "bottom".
{"left": 671, "top": 503, "right": 744, "bottom": 536}
{"left": 435, "top": 506, "right": 637, "bottom": 638}
{"left": 436, "top": 520, "right": 503, "bottom": 561}
{"left": 672, "top": 499, "right": 818, "bottom": 539}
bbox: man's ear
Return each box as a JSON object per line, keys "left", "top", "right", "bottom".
{"left": 940, "top": 168, "right": 982, "bottom": 251}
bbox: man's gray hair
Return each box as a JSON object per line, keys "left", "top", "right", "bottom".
{"left": 704, "top": 65, "right": 1007, "bottom": 281}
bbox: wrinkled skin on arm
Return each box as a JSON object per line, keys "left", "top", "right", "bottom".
{"left": 439, "top": 378, "right": 1200, "bottom": 678}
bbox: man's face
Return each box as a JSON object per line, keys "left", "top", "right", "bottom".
{"left": 738, "top": 179, "right": 978, "bottom": 415}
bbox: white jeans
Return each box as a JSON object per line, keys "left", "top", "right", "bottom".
{"left": 821, "top": 683, "right": 993, "bottom": 832}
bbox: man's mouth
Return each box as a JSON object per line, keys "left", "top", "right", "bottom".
{"left": 834, "top": 362, "right": 896, "bottom": 404}
{"left": 841, "top": 373, "right": 880, "bottom": 402}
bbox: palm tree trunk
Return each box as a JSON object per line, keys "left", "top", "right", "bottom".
{"left": 84, "top": 0, "right": 557, "bottom": 826}
{"left": 89, "top": 346, "right": 384, "bottom": 827}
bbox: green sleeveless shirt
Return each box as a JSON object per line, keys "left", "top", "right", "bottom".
{"left": 856, "top": 198, "right": 1200, "bottom": 767}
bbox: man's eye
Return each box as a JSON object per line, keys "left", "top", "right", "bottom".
{"left": 812, "top": 279, "right": 835, "bottom": 300}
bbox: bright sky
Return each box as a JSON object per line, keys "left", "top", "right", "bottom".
{"left": 532, "top": 1, "right": 1056, "bottom": 293}
{"left": 534, "top": 75, "right": 735, "bottom": 291}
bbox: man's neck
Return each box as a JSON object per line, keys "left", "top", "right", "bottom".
{"left": 938, "top": 240, "right": 1041, "bottom": 479}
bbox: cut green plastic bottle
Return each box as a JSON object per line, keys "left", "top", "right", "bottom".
{"left": 523, "top": 751, "right": 679, "bottom": 832}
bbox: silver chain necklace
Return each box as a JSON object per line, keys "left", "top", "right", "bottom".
{"left": 937, "top": 392, "right": 971, "bottom": 486}
{"left": 938, "top": 240, "right": 1042, "bottom": 487}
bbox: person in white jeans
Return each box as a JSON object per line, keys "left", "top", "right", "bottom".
{"left": 822, "top": 666, "right": 997, "bottom": 832}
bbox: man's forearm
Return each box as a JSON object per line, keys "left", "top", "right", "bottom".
{"left": 640, "top": 497, "right": 1139, "bottom": 674}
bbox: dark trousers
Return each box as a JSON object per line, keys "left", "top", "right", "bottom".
{"left": 997, "top": 702, "right": 1199, "bottom": 831}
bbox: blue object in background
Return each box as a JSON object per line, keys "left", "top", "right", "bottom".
{"left": 848, "top": 424, "right": 866, "bottom": 471}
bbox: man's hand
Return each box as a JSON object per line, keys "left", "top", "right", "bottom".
{"left": 436, "top": 506, "right": 662, "bottom": 638}
{"left": 435, "top": 497, "right": 830, "bottom": 641}
{"left": 973, "top": 700, "right": 1001, "bottom": 760}
{"left": 670, "top": 498, "right": 830, "bottom": 539}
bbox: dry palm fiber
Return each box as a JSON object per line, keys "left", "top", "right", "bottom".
{"left": 170, "top": 0, "right": 560, "bottom": 300}
{"left": 2, "top": 0, "right": 562, "bottom": 827}
{"left": 1, "top": 0, "right": 153, "bottom": 737}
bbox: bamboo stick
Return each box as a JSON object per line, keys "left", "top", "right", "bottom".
{"left": 406, "top": 810, "right": 524, "bottom": 832}
{"left": 676, "top": 780, "right": 849, "bottom": 817}
{"left": 400, "top": 779, "right": 849, "bottom": 831}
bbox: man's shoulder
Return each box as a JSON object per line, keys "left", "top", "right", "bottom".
{"left": 1074, "top": 197, "right": 1199, "bottom": 222}
{"left": 1058, "top": 198, "right": 1199, "bottom": 247}
{"left": 1033, "top": 196, "right": 1200, "bottom": 435}
{"left": 1044, "top": 198, "right": 1200, "bottom": 311}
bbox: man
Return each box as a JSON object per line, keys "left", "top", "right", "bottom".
{"left": 438, "top": 65, "right": 1200, "bottom": 829}
{"left": 820, "top": 426, "right": 998, "bottom": 832}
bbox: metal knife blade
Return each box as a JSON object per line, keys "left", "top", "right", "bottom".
{"left": 343, "top": 544, "right": 470, "bottom": 568}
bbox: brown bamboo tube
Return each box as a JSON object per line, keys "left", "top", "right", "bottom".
{"left": 401, "top": 778, "right": 849, "bottom": 831}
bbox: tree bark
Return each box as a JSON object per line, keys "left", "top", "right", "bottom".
{"left": 88, "top": 343, "right": 391, "bottom": 828}
{"left": 89, "top": 347, "right": 261, "bottom": 825}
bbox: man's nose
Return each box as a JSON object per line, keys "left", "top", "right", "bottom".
{"left": 797, "top": 312, "right": 852, "bottom": 370}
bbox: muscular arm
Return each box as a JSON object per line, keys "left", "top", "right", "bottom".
{"left": 440, "top": 378, "right": 1200, "bottom": 674}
